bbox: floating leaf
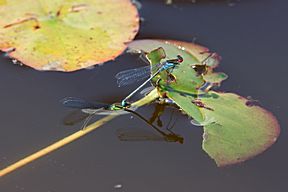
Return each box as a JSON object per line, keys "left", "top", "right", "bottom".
{"left": 200, "top": 92, "right": 280, "bottom": 166}
{"left": 0, "top": 0, "right": 139, "bottom": 71}
{"left": 129, "top": 39, "right": 226, "bottom": 123}
{"left": 129, "top": 40, "right": 280, "bottom": 166}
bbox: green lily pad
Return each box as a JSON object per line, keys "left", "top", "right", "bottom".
{"left": 129, "top": 39, "right": 227, "bottom": 124}
{"left": 130, "top": 39, "right": 280, "bottom": 166}
{"left": 0, "top": 0, "right": 139, "bottom": 71}
{"left": 200, "top": 92, "right": 280, "bottom": 166}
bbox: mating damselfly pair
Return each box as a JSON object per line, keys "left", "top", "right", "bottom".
{"left": 62, "top": 97, "right": 184, "bottom": 143}
{"left": 62, "top": 47, "right": 184, "bottom": 119}
{"left": 61, "top": 48, "right": 184, "bottom": 141}
{"left": 62, "top": 47, "right": 214, "bottom": 138}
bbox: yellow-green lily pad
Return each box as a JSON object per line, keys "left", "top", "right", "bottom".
{"left": 200, "top": 92, "right": 280, "bottom": 167}
{"left": 128, "top": 39, "right": 227, "bottom": 123}
{"left": 0, "top": 0, "right": 139, "bottom": 71}
{"left": 129, "top": 40, "right": 280, "bottom": 166}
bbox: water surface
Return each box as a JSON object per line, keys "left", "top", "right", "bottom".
{"left": 0, "top": 0, "right": 287, "bottom": 191}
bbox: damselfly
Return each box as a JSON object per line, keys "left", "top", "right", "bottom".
{"left": 61, "top": 97, "right": 171, "bottom": 131}
{"left": 62, "top": 97, "right": 183, "bottom": 143}
{"left": 116, "top": 49, "right": 183, "bottom": 107}
{"left": 62, "top": 97, "right": 129, "bottom": 129}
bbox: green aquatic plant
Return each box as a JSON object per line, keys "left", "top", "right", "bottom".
{"left": 128, "top": 39, "right": 280, "bottom": 167}
{"left": 0, "top": 39, "right": 280, "bottom": 177}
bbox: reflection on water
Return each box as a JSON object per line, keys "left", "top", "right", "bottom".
{"left": 148, "top": 103, "right": 166, "bottom": 127}
{"left": 117, "top": 125, "right": 183, "bottom": 144}
{"left": 63, "top": 102, "right": 184, "bottom": 144}
{"left": 63, "top": 110, "right": 89, "bottom": 126}
{"left": 124, "top": 106, "right": 184, "bottom": 144}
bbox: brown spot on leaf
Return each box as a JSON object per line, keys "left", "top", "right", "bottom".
{"left": 34, "top": 25, "right": 40, "bottom": 30}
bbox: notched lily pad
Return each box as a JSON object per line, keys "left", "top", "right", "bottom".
{"left": 129, "top": 39, "right": 280, "bottom": 166}
{"left": 129, "top": 39, "right": 226, "bottom": 125}
{"left": 200, "top": 92, "right": 280, "bottom": 167}
{"left": 0, "top": 0, "right": 139, "bottom": 71}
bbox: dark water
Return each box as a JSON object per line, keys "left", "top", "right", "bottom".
{"left": 0, "top": 0, "right": 287, "bottom": 191}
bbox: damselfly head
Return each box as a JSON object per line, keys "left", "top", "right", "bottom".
{"left": 177, "top": 55, "right": 184, "bottom": 63}
{"left": 166, "top": 55, "right": 184, "bottom": 65}
{"left": 120, "top": 101, "right": 131, "bottom": 108}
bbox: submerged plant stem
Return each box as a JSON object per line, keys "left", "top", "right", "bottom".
{"left": 0, "top": 89, "right": 159, "bottom": 178}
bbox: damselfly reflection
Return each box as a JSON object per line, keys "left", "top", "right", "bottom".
{"left": 121, "top": 108, "right": 183, "bottom": 144}
{"left": 117, "top": 127, "right": 183, "bottom": 144}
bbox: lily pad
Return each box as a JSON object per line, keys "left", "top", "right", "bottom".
{"left": 129, "top": 40, "right": 280, "bottom": 166}
{"left": 0, "top": 0, "right": 139, "bottom": 71}
{"left": 200, "top": 92, "right": 280, "bottom": 167}
{"left": 129, "top": 39, "right": 226, "bottom": 123}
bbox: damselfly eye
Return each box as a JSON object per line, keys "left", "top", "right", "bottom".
{"left": 177, "top": 55, "right": 183, "bottom": 63}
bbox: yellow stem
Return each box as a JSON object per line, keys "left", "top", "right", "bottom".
{"left": 0, "top": 89, "right": 159, "bottom": 178}
{"left": 0, "top": 115, "right": 115, "bottom": 177}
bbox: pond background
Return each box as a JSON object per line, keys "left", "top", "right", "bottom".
{"left": 0, "top": 0, "right": 287, "bottom": 191}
